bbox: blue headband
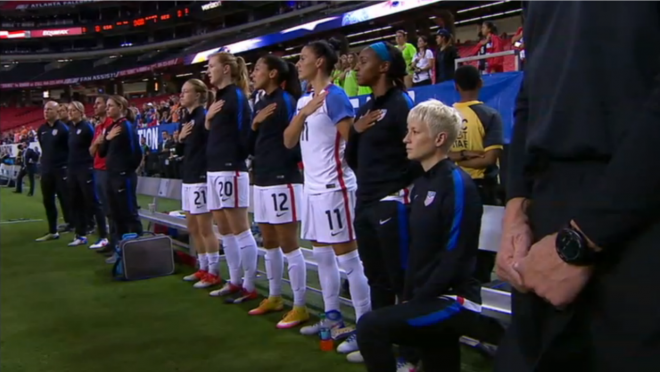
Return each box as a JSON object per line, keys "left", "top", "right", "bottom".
{"left": 369, "top": 42, "right": 391, "bottom": 62}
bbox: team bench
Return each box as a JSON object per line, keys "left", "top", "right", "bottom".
{"left": 136, "top": 176, "right": 512, "bottom": 325}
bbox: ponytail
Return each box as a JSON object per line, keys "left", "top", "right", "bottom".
{"left": 284, "top": 62, "right": 302, "bottom": 99}
{"left": 235, "top": 56, "right": 250, "bottom": 96}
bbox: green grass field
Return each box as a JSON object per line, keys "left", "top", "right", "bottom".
{"left": 0, "top": 185, "right": 492, "bottom": 372}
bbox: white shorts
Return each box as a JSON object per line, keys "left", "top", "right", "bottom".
{"left": 301, "top": 188, "right": 356, "bottom": 244}
{"left": 207, "top": 171, "right": 250, "bottom": 210}
{"left": 181, "top": 183, "right": 209, "bottom": 215}
{"left": 253, "top": 184, "right": 303, "bottom": 225}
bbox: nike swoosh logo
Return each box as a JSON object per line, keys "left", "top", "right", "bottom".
{"left": 222, "top": 197, "right": 230, "bottom": 202}
{"left": 86, "top": 180, "right": 92, "bottom": 184}
{"left": 331, "top": 232, "right": 341, "bottom": 236}
{"left": 346, "top": 270, "right": 354, "bottom": 276}
{"left": 117, "top": 189, "right": 125, "bottom": 192}
{"left": 276, "top": 213, "right": 286, "bottom": 217}
{"left": 379, "top": 218, "right": 391, "bottom": 225}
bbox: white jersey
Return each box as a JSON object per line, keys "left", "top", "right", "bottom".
{"left": 296, "top": 84, "right": 357, "bottom": 194}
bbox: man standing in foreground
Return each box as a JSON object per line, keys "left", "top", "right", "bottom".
{"left": 35, "top": 101, "right": 71, "bottom": 242}
{"left": 495, "top": 3, "right": 660, "bottom": 371}
{"left": 88, "top": 96, "right": 112, "bottom": 250}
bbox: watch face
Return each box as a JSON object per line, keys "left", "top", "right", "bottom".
{"left": 558, "top": 229, "right": 583, "bottom": 261}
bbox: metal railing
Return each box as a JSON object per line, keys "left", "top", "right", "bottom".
{"left": 455, "top": 50, "right": 521, "bottom": 72}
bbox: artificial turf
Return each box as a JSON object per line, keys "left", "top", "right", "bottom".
{"left": 0, "top": 186, "right": 493, "bottom": 372}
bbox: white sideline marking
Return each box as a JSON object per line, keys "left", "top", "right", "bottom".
{"left": 0, "top": 219, "right": 43, "bottom": 225}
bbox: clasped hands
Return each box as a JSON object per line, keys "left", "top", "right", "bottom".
{"left": 495, "top": 198, "right": 593, "bottom": 308}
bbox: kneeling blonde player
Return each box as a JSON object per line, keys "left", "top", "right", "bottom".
{"left": 246, "top": 55, "right": 309, "bottom": 328}
{"left": 176, "top": 79, "right": 221, "bottom": 288}
{"left": 284, "top": 38, "right": 371, "bottom": 353}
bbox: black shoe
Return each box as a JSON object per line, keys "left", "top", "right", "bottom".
{"left": 13, "top": 190, "right": 21, "bottom": 194}
{"left": 96, "top": 245, "right": 113, "bottom": 254}
{"left": 27, "top": 193, "right": 33, "bottom": 197}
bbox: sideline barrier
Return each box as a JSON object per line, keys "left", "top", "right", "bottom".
{"left": 137, "top": 72, "right": 523, "bottom": 151}
{"left": 136, "top": 176, "right": 512, "bottom": 324}
{"left": 0, "top": 164, "right": 20, "bottom": 187}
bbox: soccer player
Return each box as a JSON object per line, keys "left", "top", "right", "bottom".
{"left": 35, "top": 101, "right": 72, "bottom": 242}
{"left": 284, "top": 38, "right": 371, "bottom": 351}
{"left": 175, "top": 79, "right": 221, "bottom": 288}
{"left": 97, "top": 95, "right": 143, "bottom": 263}
{"left": 66, "top": 101, "right": 108, "bottom": 247}
{"left": 246, "top": 55, "right": 309, "bottom": 328}
{"left": 204, "top": 52, "right": 260, "bottom": 304}
{"left": 343, "top": 41, "right": 420, "bottom": 361}
{"left": 89, "top": 96, "right": 112, "bottom": 250}
{"left": 357, "top": 100, "right": 483, "bottom": 372}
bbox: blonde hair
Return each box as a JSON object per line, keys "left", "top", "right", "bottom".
{"left": 107, "top": 95, "right": 136, "bottom": 123}
{"left": 407, "top": 99, "right": 462, "bottom": 150}
{"left": 185, "top": 78, "right": 212, "bottom": 106}
{"left": 69, "top": 101, "right": 86, "bottom": 120}
{"left": 210, "top": 52, "right": 249, "bottom": 95}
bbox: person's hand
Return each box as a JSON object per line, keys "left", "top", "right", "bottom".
{"left": 514, "top": 234, "right": 593, "bottom": 307}
{"left": 495, "top": 197, "right": 533, "bottom": 292}
{"left": 354, "top": 110, "right": 382, "bottom": 133}
{"left": 206, "top": 100, "right": 225, "bottom": 122}
{"left": 252, "top": 103, "right": 277, "bottom": 130}
{"left": 105, "top": 125, "right": 121, "bottom": 141}
{"left": 93, "top": 132, "right": 105, "bottom": 145}
{"left": 300, "top": 90, "right": 326, "bottom": 117}
{"left": 178, "top": 122, "right": 193, "bottom": 140}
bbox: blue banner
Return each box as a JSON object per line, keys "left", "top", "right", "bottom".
{"left": 139, "top": 71, "right": 522, "bottom": 150}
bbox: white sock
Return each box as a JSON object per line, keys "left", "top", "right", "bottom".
{"left": 221, "top": 234, "right": 242, "bottom": 286}
{"left": 207, "top": 251, "right": 220, "bottom": 277}
{"left": 198, "top": 253, "right": 209, "bottom": 272}
{"left": 285, "top": 249, "right": 307, "bottom": 307}
{"left": 236, "top": 229, "right": 258, "bottom": 292}
{"left": 265, "top": 248, "right": 284, "bottom": 298}
{"left": 337, "top": 250, "right": 371, "bottom": 321}
{"left": 313, "top": 246, "right": 340, "bottom": 313}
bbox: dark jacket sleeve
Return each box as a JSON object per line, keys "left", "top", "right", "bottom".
{"left": 174, "top": 122, "right": 185, "bottom": 156}
{"left": 505, "top": 77, "right": 532, "bottom": 201}
{"left": 238, "top": 93, "right": 254, "bottom": 160}
{"left": 574, "top": 75, "right": 660, "bottom": 249}
{"left": 345, "top": 127, "right": 360, "bottom": 171}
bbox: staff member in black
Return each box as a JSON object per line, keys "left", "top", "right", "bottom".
{"left": 14, "top": 141, "right": 38, "bottom": 196}
{"left": 344, "top": 41, "right": 421, "bottom": 360}
{"left": 36, "top": 101, "right": 73, "bottom": 242}
{"left": 98, "top": 95, "right": 143, "bottom": 263}
{"left": 356, "top": 99, "right": 482, "bottom": 372}
{"left": 495, "top": 3, "right": 660, "bottom": 372}
{"left": 65, "top": 101, "right": 108, "bottom": 247}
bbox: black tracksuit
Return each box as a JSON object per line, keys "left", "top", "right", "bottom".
{"left": 345, "top": 87, "right": 422, "bottom": 310}
{"left": 67, "top": 119, "right": 107, "bottom": 239}
{"left": 37, "top": 120, "right": 72, "bottom": 234}
{"left": 15, "top": 147, "right": 37, "bottom": 195}
{"left": 206, "top": 83, "right": 252, "bottom": 173}
{"left": 497, "top": 3, "right": 660, "bottom": 372}
{"left": 246, "top": 87, "right": 302, "bottom": 187}
{"left": 356, "top": 159, "right": 482, "bottom": 372}
{"left": 98, "top": 118, "right": 143, "bottom": 245}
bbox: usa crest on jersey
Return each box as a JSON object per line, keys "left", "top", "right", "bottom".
{"left": 52, "top": 129, "right": 58, "bottom": 136}
{"left": 424, "top": 191, "right": 436, "bottom": 206}
{"left": 76, "top": 129, "right": 81, "bottom": 135}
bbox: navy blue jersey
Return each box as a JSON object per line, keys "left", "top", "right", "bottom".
{"left": 247, "top": 88, "right": 302, "bottom": 186}
{"left": 67, "top": 119, "right": 95, "bottom": 170}
{"left": 346, "top": 87, "right": 422, "bottom": 206}
{"left": 404, "top": 159, "right": 482, "bottom": 303}
{"left": 98, "top": 118, "right": 142, "bottom": 174}
{"left": 37, "top": 120, "right": 69, "bottom": 174}
{"left": 176, "top": 106, "right": 208, "bottom": 184}
{"left": 206, "top": 84, "right": 252, "bottom": 172}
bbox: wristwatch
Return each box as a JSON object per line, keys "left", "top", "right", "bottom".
{"left": 555, "top": 224, "right": 598, "bottom": 266}
{"left": 460, "top": 150, "right": 467, "bottom": 161}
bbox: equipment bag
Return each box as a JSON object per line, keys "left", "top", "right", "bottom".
{"left": 112, "top": 232, "right": 175, "bottom": 281}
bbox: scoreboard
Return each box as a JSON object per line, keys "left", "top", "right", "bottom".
{"left": 93, "top": 7, "right": 190, "bottom": 33}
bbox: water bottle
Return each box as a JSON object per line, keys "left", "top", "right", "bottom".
{"left": 318, "top": 313, "right": 333, "bottom": 351}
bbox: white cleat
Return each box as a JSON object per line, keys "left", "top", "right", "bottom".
{"left": 337, "top": 334, "right": 359, "bottom": 354}
{"left": 346, "top": 350, "right": 364, "bottom": 363}
{"left": 89, "top": 238, "right": 109, "bottom": 249}
{"left": 396, "top": 359, "right": 416, "bottom": 372}
{"left": 68, "top": 236, "right": 88, "bottom": 246}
